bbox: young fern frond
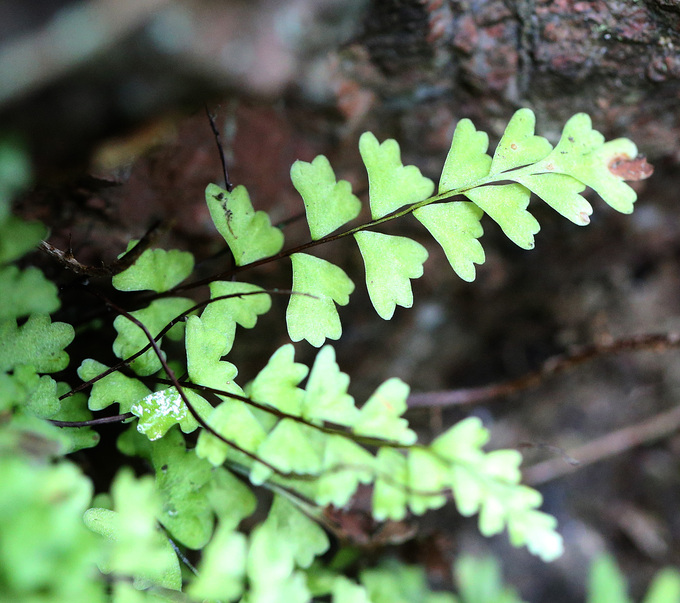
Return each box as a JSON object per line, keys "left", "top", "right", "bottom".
{"left": 205, "top": 108, "right": 642, "bottom": 347}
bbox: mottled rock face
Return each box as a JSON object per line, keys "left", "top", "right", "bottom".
{"left": 343, "top": 0, "right": 680, "bottom": 163}
{"left": 360, "top": 0, "right": 435, "bottom": 73}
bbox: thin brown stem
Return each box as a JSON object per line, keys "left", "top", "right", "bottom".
{"left": 89, "top": 290, "right": 289, "bottom": 475}
{"left": 50, "top": 413, "right": 134, "bottom": 427}
{"left": 41, "top": 220, "right": 166, "bottom": 277}
{"left": 407, "top": 332, "right": 680, "bottom": 408}
{"left": 87, "top": 289, "right": 344, "bottom": 480}
{"left": 167, "top": 188, "right": 467, "bottom": 294}
{"left": 205, "top": 105, "right": 232, "bottom": 192}
{"left": 523, "top": 404, "right": 680, "bottom": 485}
{"left": 152, "top": 376, "right": 416, "bottom": 449}
{"left": 60, "top": 288, "right": 288, "bottom": 399}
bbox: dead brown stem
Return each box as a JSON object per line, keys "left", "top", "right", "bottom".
{"left": 523, "top": 404, "right": 680, "bottom": 485}
{"left": 407, "top": 332, "right": 680, "bottom": 409}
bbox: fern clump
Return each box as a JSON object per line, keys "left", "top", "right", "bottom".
{"left": 0, "top": 110, "right": 653, "bottom": 601}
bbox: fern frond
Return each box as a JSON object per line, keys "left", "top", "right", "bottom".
{"left": 112, "top": 297, "right": 194, "bottom": 376}
{"left": 189, "top": 344, "right": 563, "bottom": 561}
{"left": 286, "top": 253, "right": 354, "bottom": 346}
{"left": 359, "top": 131, "right": 435, "bottom": 219}
{"left": 83, "top": 468, "right": 182, "bottom": 591}
{"left": 283, "top": 109, "right": 643, "bottom": 331}
{"left": 291, "top": 155, "right": 362, "bottom": 239}
{"left": 205, "top": 183, "right": 284, "bottom": 265}
{"left": 112, "top": 244, "right": 194, "bottom": 293}
{"left": 354, "top": 231, "right": 428, "bottom": 320}
{"left": 413, "top": 201, "right": 485, "bottom": 282}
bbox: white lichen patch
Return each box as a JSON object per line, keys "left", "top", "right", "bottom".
{"left": 131, "top": 388, "right": 188, "bottom": 440}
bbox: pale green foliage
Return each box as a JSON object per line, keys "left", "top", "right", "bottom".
{"left": 246, "top": 343, "right": 309, "bottom": 414}
{"left": 200, "top": 280, "right": 271, "bottom": 354}
{"left": 116, "top": 425, "right": 257, "bottom": 551}
{"left": 0, "top": 147, "right": 96, "bottom": 455}
{"left": 370, "top": 415, "right": 564, "bottom": 561}
{"left": 1, "top": 378, "right": 99, "bottom": 454}
{"left": 587, "top": 554, "right": 633, "bottom": 603}
{"left": 361, "top": 559, "right": 456, "bottom": 603}
{"left": 195, "top": 344, "right": 561, "bottom": 561}
{"left": 331, "top": 578, "right": 374, "bottom": 603}
{"left": 49, "top": 385, "right": 100, "bottom": 452}
{"left": 0, "top": 139, "right": 45, "bottom": 263}
{"left": 187, "top": 524, "right": 247, "bottom": 600}
{"left": 353, "top": 377, "right": 416, "bottom": 444}
{"left": 302, "top": 345, "right": 358, "bottom": 424}
{"left": 354, "top": 231, "right": 429, "bottom": 320}
{"left": 78, "top": 358, "right": 151, "bottom": 413}
{"left": 359, "top": 131, "right": 435, "bottom": 219}
{"left": 84, "top": 468, "right": 182, "bottom": 591}
{"left": 0, "top": 454, "right": 105, "bottom": 602}
{"left": 0, "top": 265, "right": 59, "bottom": 320}
{"left": 453, "top": 555, "right": 526, "bottom": 603}
{"left": 185, "top": 314, "right": 234, "bottom": 379}
{"left": 1, "top": 364, "right": 60, "bottom": 418}
{"left": 0, "top": 213, "right": 46, "bottom": 263}
{"left": 112, "top": 244, "right": 194, "bottom": 293}
{"left": 195, "top": 397, "right": 266, "bottom": 467}
{"left": 0, "top": 312, "right": 74, "bottom": 434}
{"left": 243, "top": 494, "right": 329, "bottom": 602}
{"left": 130, "top": 387, "right": 213, "bottom": 441}
{"left": 205, "top": 182, "right": 284, "bottom": 265}
{"left": 537, "top": 115, "right": 638, "bottom": 214}
{"left": 588, "top": 554, "right": 680, "bottom": 603}
{"left": 413, "top": 202, "right": 484, "bottom": 282}
{"left": 359, "top": 555, "right": 680, "bottom": 603}
{"left": 282, "top": 109, "right": 640, "bottom": 342}
{"left": 452, "top": 117, "right": 541, "bottom": 249}
{"left": 188, "top": 492, "right": 331, "bottom": 602}
{"left": 0, "top": 117, "right": 651, "bottom": 600}
{"left": 185, "top": 280, "right": 271, "bottom": 395}
{"left": 643, "top": 569, "right": 680, "bottom": 603}
{"left": 287, "top": 253, "right": 354, "bottom": 346}
{"left": 0, "top": 138, "right": 31, "bottom": 211}
{"left": 432, "top": 419, "right": 563, "bottom": 560}
{"left": 0, "top": 314, "right": 74, "bottom": 373}
{"left": 291, "top": 155, "right": 362, "bottom": 239}
{"left": 146, "top": 428, "right": 217, "bottom": 548}
{"left": 112, "top": 297, "right": 193, "bottom": 376}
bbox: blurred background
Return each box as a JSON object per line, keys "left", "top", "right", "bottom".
{"left": 3, "top": 0, "right": 680, "bottom": 600}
